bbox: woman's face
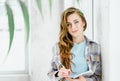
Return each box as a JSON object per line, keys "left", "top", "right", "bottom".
{"left": 66, "top": 13, "right": 85, "bottom": 38}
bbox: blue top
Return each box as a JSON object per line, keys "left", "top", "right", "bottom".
{"left": 70, "top": 40, "right": 89, "bottom": 78}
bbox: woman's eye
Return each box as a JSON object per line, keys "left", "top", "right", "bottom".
{"left": 67, "top": 23, "right": 70, "bottom": 27}
{"left": 74, "top": 21, "right": 79, "bottom": 24}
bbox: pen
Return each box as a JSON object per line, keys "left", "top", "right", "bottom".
{"left": 60, "top": 63, "right": 65, "bottom": 68}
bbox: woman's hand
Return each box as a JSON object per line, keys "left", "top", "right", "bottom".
{"left": 78, "top": 76, "right": 87, "bottom": 81}
{"left": 58, "top": 67, "right": 70, "bottom": 78}
{"left": 67, "top": 76, "right": 87, "bottom": 81}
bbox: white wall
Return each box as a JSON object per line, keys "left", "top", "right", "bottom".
{"left": 30, "top": 0, "right": 63, "bottom": 81}
{"left": 109, "top": 0, "right": 120, "bottom": 81}
{"left": 94, "top": 0, "right": 110, "bottom": 81}
{"left": 94, "top": 0, "right": 120, "bottom": 81}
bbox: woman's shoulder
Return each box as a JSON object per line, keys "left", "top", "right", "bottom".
{"left": 85, "top": 36, "right": 101, "bottom": 55}
{"left": 85, "top": 36, "right": 100, "bottom": 46}
{"left": 88, "top": 40, "right": 100, "bottom": 47}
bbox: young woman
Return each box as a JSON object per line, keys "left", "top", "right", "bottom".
{"left": 48, "top": 7, "right": 102, "bottom": 81}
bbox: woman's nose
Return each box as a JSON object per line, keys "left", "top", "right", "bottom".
{"left": 71, "top": 24, "right": 76, "bottom": 30}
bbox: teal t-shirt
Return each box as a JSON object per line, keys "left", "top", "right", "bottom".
{"left": 70, "top": 40, "right": 89, "bottom": 78}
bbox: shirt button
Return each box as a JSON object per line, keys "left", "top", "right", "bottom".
{"left": 86, "top": 58, "right": 90, "bottom": 62}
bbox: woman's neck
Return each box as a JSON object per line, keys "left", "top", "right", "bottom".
{"left": 73, "top": 34, "right": 85, "bottom": 44}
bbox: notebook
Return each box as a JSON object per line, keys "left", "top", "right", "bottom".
{"left": 70, "top": 69, "right": 93, "bottom": 79}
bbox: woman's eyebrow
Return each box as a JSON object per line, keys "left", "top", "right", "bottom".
{"left": 67, "top": 19, "right": 78, "bottom": 23}
{"left": 73, "top": 19, "right": 78, "bottom": 22}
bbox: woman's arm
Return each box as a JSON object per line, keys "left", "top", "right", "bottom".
{"left": 86, "top": 44, "right": 102, "bottom": 81}
{"left": 47, "top": 60, "right": 61, "bottom": 81}
{"left": 87, "top": 56, "right": 102, "bottom": 81}
{"left": 47, "top": 44, "right": 62, "bottom": 81}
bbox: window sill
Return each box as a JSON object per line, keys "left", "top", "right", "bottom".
{"left": 0, "top": 74, "right": 30, "bottom": 81}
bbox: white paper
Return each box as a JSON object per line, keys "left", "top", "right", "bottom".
{"left": 70, "top": 69, "right": 93, "bottom": 78}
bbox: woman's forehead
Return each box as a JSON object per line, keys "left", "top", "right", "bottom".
{"left": 67, "top": 13, "right": 82, "bottom": 22}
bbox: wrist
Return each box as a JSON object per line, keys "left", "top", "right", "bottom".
{"left": 55, "top": 71, "right": 59, "bottom": 77}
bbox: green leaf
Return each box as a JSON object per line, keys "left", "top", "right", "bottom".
{"left": 19, "top": 0, "right": 30, "bottom": 45}
{"left": 36, "top": 0, "right": 43, "bottom": 18}
{"left": 6, "top": 3, "right": 14, "bottom": 55}
{"left": 49, "top": 0, "right": 52, "bottom": 16}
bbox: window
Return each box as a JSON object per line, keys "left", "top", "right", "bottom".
{"left": 0, "top": 0, "right": 28, "bottom": 74}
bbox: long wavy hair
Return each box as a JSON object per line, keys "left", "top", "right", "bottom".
{"left": 58, "top": 7, "right": 87, "bottom": 70}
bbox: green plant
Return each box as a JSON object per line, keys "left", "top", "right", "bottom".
{"left": 3, "top": 0, "right": 30, "bottom": 60}
{"left": 19, "top": 0, "right": 30, "bottom": 45}
{"left": 6, "top": 2, "right": 14, "bottom": 56}
{"left": 49, "top": 0, "right": 52, "bottom": 16}
{"left": 35, "top": 0, "right": 82, "bottom": 18}
{"left": 36, "top": 0, "right": 53, "bottom": 17}
{"left": 36, "top": 0, "right": 43, "bottom": 17}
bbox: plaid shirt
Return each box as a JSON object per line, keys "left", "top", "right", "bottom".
{"left": 48, "top": 36, "right": 102, "bottom": 81}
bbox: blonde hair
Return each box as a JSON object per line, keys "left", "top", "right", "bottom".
{"left": 58, "top": 7, "right": 87, "bottom": 70}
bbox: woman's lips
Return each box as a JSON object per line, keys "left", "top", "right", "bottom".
{"left": 72, "top": 30, "right": 78, "bottom": 33}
